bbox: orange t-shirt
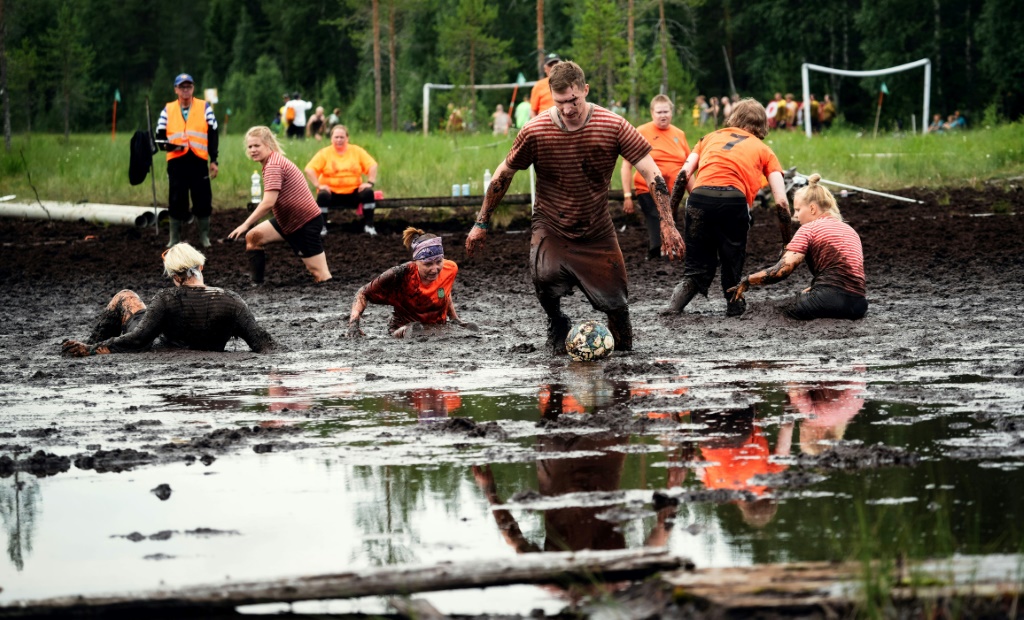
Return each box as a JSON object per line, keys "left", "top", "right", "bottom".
{"left": 692, "top": 127, "right": 782, "bottom": 205}
{"left": 305, "top": 143, "right": 376, "bottom": 195}
{"left": 363, "top": 260, "right": 458, "bottom": 332}
{"left": 632, "top": 122, "right": 691, "bottom": 194}
{"left": 698, "top": 427, "right": 787, "bottom": 496}
{"left": 530, "top": 77, "right": 554, "bottom": 115}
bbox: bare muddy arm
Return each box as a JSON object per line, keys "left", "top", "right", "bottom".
{"left": 670, "top": 152, "right": 699, "bottom": 218}
{"left": 726, "top": 251, "right": 805, "bottom": 302}
{"left": 635, "top": 154, "right": 685, "bottom": 259}
{"left": 768, "top": 170, "right": 792, "bottom": 246}
{"left": 346, "top": 287, "right": 369, "bottom": 338}
{"left": 466, "top": 161, "right": 516, "bottom": 258}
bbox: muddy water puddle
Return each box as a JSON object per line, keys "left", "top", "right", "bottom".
{"left": 3, "top": 356, "right": 1024, "bottom": 611}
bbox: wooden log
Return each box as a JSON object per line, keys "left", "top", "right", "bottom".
{"left": 0, "top": 548, "right": 687, "bottom": 617}
{"left": 366, "top": 190, "right": 627, "bottom": 209}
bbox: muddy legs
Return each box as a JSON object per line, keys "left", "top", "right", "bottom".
{"left": 247, "top": 250, "right": 266, "bottom": 285}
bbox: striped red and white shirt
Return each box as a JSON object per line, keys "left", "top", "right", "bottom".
{"left": 787, "top": 216, "right": 866, "bottom": 296}
{"left": 507, "top": 104, "right": 651, "bottom": 241}
{"left": 262, "top": 152, "right": 321, "bottom": 234}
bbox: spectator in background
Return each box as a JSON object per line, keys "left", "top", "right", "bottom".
{"left": 446, "top": 103, "right": 464, "bottom": 133}
{"left": 819, "top": 94, "right": 837, "bottom": 130}
{"left": 279, "top": 93, "right": 291, "bottom": 135}
{"left": 721, "top": 95, "right": 733, "bottom": 121}
{"left": 928, "top": 113, "right": 945, "bottom": 133}
{"left": 697, "top": 95, "right": 709, "bottom": 126}
{"left": 327, "top": 107, "right": 341, "bottom": 133}
{"left": 305, "top": 124, "right": 380, "bottom": 236}
{"left": 307, "top": 106, "right": 327, "bottom": 140}
{"left": 530, "top": 53, "right": 562, "bottom": 118}
{"left": 491, "top": 103, "right": 511, "bottom": 136}
{"left": 285, "top": 92, "right": 312, "bottom": 139}
{"left": 809, "top": 94, "right": 821, "bottom": 133}
{"left": 708, "top": 96, "right": 720, "bottom": 129}
{"left": 784, "top": 93, "right": 798, "bottom": 131}
{"left": 514, "top": 94, "right": 532, "bottom": 131}
{"left": 766, "top": 92, "right": 782, "bottom": 129}
{"left": 945, "top": 110, "right": 966, "bottom": 130}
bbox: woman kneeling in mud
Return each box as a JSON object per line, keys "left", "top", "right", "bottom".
{"left": 728, "top": 174, "right": 867, "bottom": 320}
{"left": 346, "top": 227, "right": 474, "bottom": 338}
{"left": 61, "top": 243, "right": 275, "bottom": 356}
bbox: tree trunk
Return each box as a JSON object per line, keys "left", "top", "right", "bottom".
{"left": 1, "top": 0, "right": 10, "bottom": 151}
{"left": 388, "top": 0, "right": 398, "bottom": 132}
{"left": 964, "top": 3, "right": 972, "bottom": 84}
{"left": 469, "top": 40, "right": 476, "bottom": 117}
{"left": 536, "top": 0, "right": 545, "bottom": 78}
{"left": 658, "top": 0, "right": 668, "bottom": 94}
{"left": 933, "top": 0, "right": 942, "bottom": 98}
{"left": 372, "top": 0, "right": 383, "bottom": 137}
{"left": 627, "top": 0, "right": 636, "bottom": 120}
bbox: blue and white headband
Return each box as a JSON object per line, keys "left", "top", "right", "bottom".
{"left": 412, "top": 236, "right": 444, "bottom": 261}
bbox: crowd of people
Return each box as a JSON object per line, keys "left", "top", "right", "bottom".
{"left": 693, "top": 92, "right": 837, "bottom": 133}
{"left": 928, "top": 110, "right": 967, "bottom": 133}
{"left": 64, "top": 60, "right": 870, "bottom": 359}
{"left": 271, "top": 92, "right": 342, "bottom": 140}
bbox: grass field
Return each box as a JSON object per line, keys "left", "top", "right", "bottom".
{"left": 1, "top": 123, "right": 1022, "bottom": 211}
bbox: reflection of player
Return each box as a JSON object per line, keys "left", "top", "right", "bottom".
{"left": 409, "top": 388, "right": 462, "bottom": 420}
{"left": 789, "top": 383, "right": 865, "bottom": 454}
{"left": 692, "top": 407, "right": 793, "bottom": 527}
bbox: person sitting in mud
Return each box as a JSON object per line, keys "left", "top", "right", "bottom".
{"left": 346, "top": 227, "right": 475, "bottom": 338}
{"left": 727, "top": 174, "right": 867, "bottom": 320}
{"left": 60, "top": 243, "right": 275, "bottom": 357}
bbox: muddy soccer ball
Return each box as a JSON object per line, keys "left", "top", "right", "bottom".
{"left": 565, "top": 320, "right": 615, "bottom": 362}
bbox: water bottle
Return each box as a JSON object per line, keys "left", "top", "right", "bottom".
{"left": 452, "top": 183, "right": 461, "bottom": 197}
{"left": 483, "top": 168, "right": 492, "bottom": 191}
{"left": 250, "top": 171, "right": 262, "bottom": 205}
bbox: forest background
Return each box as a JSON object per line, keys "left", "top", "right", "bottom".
{"left": 1, "top": 0, "right": 1023, "bottom": 144}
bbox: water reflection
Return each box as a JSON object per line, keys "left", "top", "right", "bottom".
{"left": 0, "top": 472, "right": 40, "bottom": 571}
{"left": 788, "top": 382, "right": 865, "bottom": 455}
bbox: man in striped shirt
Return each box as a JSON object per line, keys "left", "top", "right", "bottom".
{"left": 466, "top": 61, "right": 685, "bottom": 355}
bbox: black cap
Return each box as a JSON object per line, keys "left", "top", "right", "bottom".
{"left": 544, "top": 53, "right": 561, "bottom": 66}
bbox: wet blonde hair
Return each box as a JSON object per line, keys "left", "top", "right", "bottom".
{"left": 163, "top": 242, "right": 206, "bottom": 278}
{"left": 245, "top": 126, "right": 285, "bottom": 156}
{"left": 795, "top": 173, "right": 843, "bottom": 221}
{"left": 402, "top": 226, "right": 439, "bottom": 249}
{"left": 726, "top": 98, "right": 769, "bottom": 139}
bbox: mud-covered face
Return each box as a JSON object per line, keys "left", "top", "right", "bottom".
{"left": 246, "top": 137, "right": 272, "bottom": 163}
{"left": 416, "top": 256, "right": 444, "bottom": 282}
{"left": 552, "top": 84, "right": 589, "bottom": 123}
{"left": 651, "top": 102, "right": 673, "bottom": 129}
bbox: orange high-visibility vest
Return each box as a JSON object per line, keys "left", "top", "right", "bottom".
{"left": 165, "top": 98, "right": 210, "bottom": 161}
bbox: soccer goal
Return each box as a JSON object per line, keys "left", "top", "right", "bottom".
{"left": 801, "top": 58, "right": 932, "bottom": 137}
{"left": 421, "top": 81, "right": 537, "bottom": 136}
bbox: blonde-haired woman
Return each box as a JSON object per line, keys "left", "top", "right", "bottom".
{"left": 228, "top": 126, "right": 332, "bottom": 285}
{"left": 346, "top": 227, "right": 473, "bottom": 338}
{"left": 727, "top": 174, "right": 867, "bottom": 320}
{"left": 61, "top": 243, "right": 274, "bottom": 356}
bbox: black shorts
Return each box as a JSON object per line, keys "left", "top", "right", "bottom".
{"left": 783, "top": 285, "right": 868, "bottom": 320}
{"left": 270, "top": 215, "right": 325, "bottom": 258}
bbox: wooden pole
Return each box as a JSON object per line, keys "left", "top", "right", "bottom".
{"left": 872, "top": 91, "right": 884, "bottom": 138}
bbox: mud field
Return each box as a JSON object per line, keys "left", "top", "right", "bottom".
{"left": 1, "top": 184, "right": 1024, "bottom": 618}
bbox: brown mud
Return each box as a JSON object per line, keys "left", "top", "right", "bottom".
{"left": 2, "top": 184, "right": 1024, "bottom": 616}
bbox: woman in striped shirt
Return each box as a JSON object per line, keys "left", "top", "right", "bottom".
{"left": 727, "top": 174, "right": 867, "bottom": 320}
{"left": 228, "top": 126, "right": 332, "bottom": 284}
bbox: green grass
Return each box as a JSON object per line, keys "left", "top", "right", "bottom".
{"left": 1, "top": 123, "right": 1022, "bottom": 210}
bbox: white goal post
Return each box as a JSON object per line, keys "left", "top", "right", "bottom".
{"left": 801, "top": 58, "right": 931, "bottom": 137}
{"left": 422, "top": 81, "right": 537, "bottom": 136}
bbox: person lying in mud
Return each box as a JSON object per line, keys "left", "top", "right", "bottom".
{"left": 727, "top": 174, "right": 867, "bottom": 320}
{"left": 60, "top": 243, "right": 275, "bottom": 357}
{"left": 346, "top": 227, "right": 475, "bottom": 338}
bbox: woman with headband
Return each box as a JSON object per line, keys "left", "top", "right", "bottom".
{"left": 61, "top": 243, "right": 275, "bottom": 356}
{"left": 346, "top": 227, "right": 473, "bottom": 338}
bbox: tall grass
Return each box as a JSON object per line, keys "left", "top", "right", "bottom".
{"left": 1, "top": 123, "right": 1022, "bottom": 210}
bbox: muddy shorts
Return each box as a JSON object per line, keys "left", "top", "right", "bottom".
{"left": 783, "top": 285, "right": 868, "bottom": 320}
{"left": 270, "top": 215, "right": 326, "bottom": 259}
{"left": 682, "top": 186, "right": 750, "bottom": 299}
{"left": 530, "top": 227, "right": 628, "bottom": 313}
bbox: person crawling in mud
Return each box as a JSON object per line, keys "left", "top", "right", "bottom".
{"left": 727, "top": 174, "right": 867, "bottom": 320}
{"left": 466, "top": 60, "right": 684, "bottom": 355}
{"left": 60, "top": 243, "right": 275, "bottom": 356}
{"left": 346, "top": 227, "right": 475, "bottom": 338}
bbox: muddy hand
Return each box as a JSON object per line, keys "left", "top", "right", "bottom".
{"left": 227, "top": 225, "right": 247, "bottom": 241}
{"left": 660, "top": 226, "right": 685, "bottom": 261}
{"left": 346, "top": 319, "right": 364, "bottom": 338}
{"left": 726, "top": 278, "right": 749, "bottom": 303}
{"left": 61, "top": 339, "right": 91, "bottom": 357}
{"left": 465, "top": 226, "right": 487, "bottom": 257}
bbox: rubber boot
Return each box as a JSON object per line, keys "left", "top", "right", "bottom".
{"left": 247, "top": 250, "right": 266, "bottom": 285}
{"left": 664, "top": 277, "right": 698, "bottom": 314}
{"left": 166, "top": 218, "right": 182, "bottom": 248}
{"left": 197, "top": 217, "right": 212, "bottom": 248}
{"left": 606, "top": 308, "right": 634, "bottom": 351}
{"left": 363, "top": 203, "right": 377, "bottom": 236}
{"left": 545, "top": 314, "right": 572, "bottom": 355}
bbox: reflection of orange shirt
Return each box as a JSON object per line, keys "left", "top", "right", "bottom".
{"left": 530, "top": 77, "right": 554, "bottom": 115}
{"left": 692, "top": 127, "right": 782, "bottom": 205}
{"left": 306, "top": 144, "right": 376, "bottom": 194}
{"left": 539, "top": 387, "right": 585, "bottom": 415}
{"left": 632, "top": 122, "right": 690, "bottom": 194}
{"left": 699, "top": 427, "right": 787, "bottom": 496}
{"left": 411, "top": 389, "right": 462, "bottom": 418}
{"left": 362, "top": 260, "right": 458, "bottom": 332}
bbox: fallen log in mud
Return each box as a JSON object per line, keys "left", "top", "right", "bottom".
{"left": 0, "top": 548, "right": 688, "bottom": 617}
